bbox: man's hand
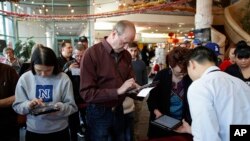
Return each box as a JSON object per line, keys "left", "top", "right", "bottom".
{"left": 69, "top": 62, "right": 79, "bottom": 69}
{"left": 117, "top": 78, "right": 138, "bottom": 95}
{"left": 174, "top": 119, "right": 192, "bottom": 134}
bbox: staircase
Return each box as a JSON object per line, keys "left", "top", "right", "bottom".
{"left": 224, "top": 0, "right": 250, "bottom": 44}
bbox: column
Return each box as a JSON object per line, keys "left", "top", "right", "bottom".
{"left": 195, "top": 0, "right": 213, "bottom": 29}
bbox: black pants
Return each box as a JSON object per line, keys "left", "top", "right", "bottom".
{"left": 0, "top": 125, "right": 19, "bottom": 141}
{"left": 69, "top": 111, "right": 80, "bottom": 141}
{"left": 26, "top": 127, "right": 70, "bottom": 141}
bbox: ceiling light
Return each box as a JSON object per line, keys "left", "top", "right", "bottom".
{"left": 68, "top": 4, "right": 71, "bottom": 7}
{"left": 95, "top": 22, "right": 114, "bottom": 30}
{"left": 45, "top": 9, "right": 48, "bottom": 12}
{"left": 71, "top": 9, "right": 74, "bottom": 13}
{"left": 42, "top": 4, "right": 45, "bottom": 8}
{"left": 31, "top": 1, "right": 34, "bottom": 4}
{"left": 39, "top": 8, "right": 42, "bottom": 14}
{"left": 97, "top": 6, "right": 102, "bottom": 10}
{"left": 141, "top": 33, "right": 168, "bottom": 38}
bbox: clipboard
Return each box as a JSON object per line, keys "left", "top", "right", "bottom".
{"left": 151, "top": 115, "right": 182, "bottom": 130}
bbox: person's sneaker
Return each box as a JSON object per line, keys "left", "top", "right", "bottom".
{"left": 77, "top": 131, "right": 84, "bottom": 138}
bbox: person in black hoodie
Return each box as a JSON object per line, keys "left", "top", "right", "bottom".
{"left": 64, "top": 44, "right": 89, "bottom": 141}
{"left": 147, "top": 47, "right": 192, "bottom": 139}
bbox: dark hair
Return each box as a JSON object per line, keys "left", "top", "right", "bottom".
{"left": 236, "top": 40, "right": 247, "bottom": 48}
{"left": 224, "top": 42, "right": 236, "bottom": 60}
{"left": 61, "top": 41, "right": 71, "bottom": 48}
{"left": 128, "top": 42, "right": 138, "bottom": 48}
{"left": 187, "top": 46, "right": 218, "bottom": 65}
{"left": 31, "top": 45, "right": 60, "bottom": 75}
{"left": 234, "top": 43, "right": 250, "bottom": 59}
{"left": 167, "top": 47, "right": 190, "bottom": 73}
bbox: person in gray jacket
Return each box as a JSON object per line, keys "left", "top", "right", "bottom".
{"left": 13, "top": 45, "right": 78, "bottom": 141}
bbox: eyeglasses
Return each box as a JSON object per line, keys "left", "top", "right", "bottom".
{"left": 170, "top": 66, "right": 187, "bottom": 77}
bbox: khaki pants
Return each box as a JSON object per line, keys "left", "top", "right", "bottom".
{"left": 133, "top": 100, "right": 143, "bottom": 141}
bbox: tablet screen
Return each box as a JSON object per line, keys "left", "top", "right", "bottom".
{"left": 30, "top": 105, "right": 59, "bottom": 116}
{"left": 152, "top": 115, "right": 182, "bottom": 130}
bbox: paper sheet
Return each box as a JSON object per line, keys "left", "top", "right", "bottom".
{"left": 71, "top": 68, "right": 80, "bottom": 76}
{"left": 137, "top": 87, "right": 154, "bottom": 97}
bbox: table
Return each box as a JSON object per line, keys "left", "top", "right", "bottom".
{"left": 142, "top": 134, "right": 193, "bottom": 141}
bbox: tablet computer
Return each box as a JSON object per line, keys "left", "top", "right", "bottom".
{"left": 151, "top": 115, "right": 182, "bottom": 130}
{"left": 30, "top": 105, "right": 60, "bottom": 116}
{"left": 127, "top": 81, "right": 159, "bottom": 94}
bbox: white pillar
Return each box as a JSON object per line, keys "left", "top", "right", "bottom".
{"left": 195, "top": 0, "right": 213, "bottom": 29}
{"left": 88, "top": 0, "right": 95, "bottom": 47}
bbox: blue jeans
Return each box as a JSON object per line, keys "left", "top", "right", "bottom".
{"left": 124, "top": 112, "right": 135, "bottom": 141}
{"left": 86, "top": 104, "right": 125, "bottom": 141}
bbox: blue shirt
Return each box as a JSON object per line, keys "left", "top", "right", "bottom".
{"left": 170, "top": 80, "right": 184, "bottom": 119}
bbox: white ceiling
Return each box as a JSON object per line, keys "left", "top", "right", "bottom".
{"left": 16, "top": 0, "right": 198, "bottom": 37}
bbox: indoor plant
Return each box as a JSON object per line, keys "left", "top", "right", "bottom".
{"left": 14, "top": 37, "right": 35, "bottom": 62}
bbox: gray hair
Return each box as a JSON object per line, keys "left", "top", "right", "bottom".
{"left": 113, "top": 20, "right": 136, "bottom": 36}
{"left": 3, "top": 47, "right": 14, "bottom": 55}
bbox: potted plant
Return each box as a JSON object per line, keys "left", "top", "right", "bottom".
{"left": 14, "top": 37, "right": 35, "bottom": 62}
